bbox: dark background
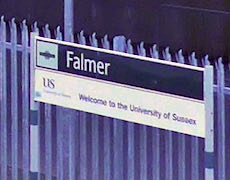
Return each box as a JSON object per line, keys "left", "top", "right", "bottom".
{"left": 0, "top": 0, "right": 229, "bottom": 60}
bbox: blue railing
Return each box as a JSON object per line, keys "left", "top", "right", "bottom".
{"left": 0, "top": 16, "right": 229, "bottom": 180}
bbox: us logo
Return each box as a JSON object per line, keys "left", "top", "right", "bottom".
{"left": 37, "top": 41, "right": 58, "bottom": 70}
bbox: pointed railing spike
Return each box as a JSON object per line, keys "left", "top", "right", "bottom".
{"left": 32, "top": 22, "right": 39, "bottom": 33}
{"left": 137, "top": 41, "right": 146, "bottom": 56}
{"left": 150, "top": 44, "right": 159, "bottom": 59}
{"left": 90, "top": 32, "right": 98, "bottom": 47}
{"left": 189, "top": 52, "right": 198, "bottom": 66}
{"left": 101, "top": 34, "right": 110, "bottom": 49}
{"left": 126, "top": 39, "right": 133, "bottom": 54}
{"left": 43, "top": 24, "right": 51, "bottom": 38}
{"left": 55, "top": 26, "right": 62, "bottom": 40}
{"left": 1, "top": 15, "right": 4, "bottom": 22}
{"left": 202, "top": 54, "right": 210, "bottom": 66}
{"left": 175, "top": 49, "right": 185, "bottom": 64}
{"left": 163, "top": 47, "right": 172, "bottom": 61}
{"left": 78, "top": 30, "right": 86, "bottom": 45}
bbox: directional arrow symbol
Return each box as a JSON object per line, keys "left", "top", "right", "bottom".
{"left": 39, "top": 51, "right": 56, "bottom": 60}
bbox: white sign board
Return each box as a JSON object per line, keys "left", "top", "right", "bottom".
{"left": 34, "top": 36, "right": 209, "bottom": 138}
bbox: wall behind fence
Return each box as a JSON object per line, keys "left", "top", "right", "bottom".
{"left": 0, "top": 17, "right": 230, "bottom": 180}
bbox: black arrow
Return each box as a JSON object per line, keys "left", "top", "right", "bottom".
{"left": 39, "top": 51, "right": 56, "bottom": 60}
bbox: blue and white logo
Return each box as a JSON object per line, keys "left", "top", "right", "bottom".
{"left": 37, "top": 41, "right": 58, "bottom": 70}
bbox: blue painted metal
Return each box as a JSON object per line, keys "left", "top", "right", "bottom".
{"left": 89, "top": 33, "right": 100, "bottom": 180}
{"left": 204, "top": 66, "right": 214, "bottom": 180}
{"left": 150, "top": 44, "right": 159, "bottom": 59}
{"left": 137, "top": 42, "right": 146, "bottom": 57}
{"left": 152, "top": 128, "right": 160, "bottom": 180}
{"left": 174, "top": 49, "right": 188, "bottom": 180}
{"left": 126, "top": 40, "right": 135, "bottom": 180}
{"left": 43, "top": 24, "right": 53, "bottom": 180}
{"left": 216, "top": 57, "right": 226, "bottom": 180}
{"left": 189, "top": 52, "right": 200, "bottom": 180}
{"left": 10, "top": 18, "right": 19, "bottom": 180}
{"left": 137, "top": 44, "right": 148, "bottom": 180}
{"left": 102, "top": 35, "right": 110, "bottom": 50}
{"left": 64, "top": 0, "right": 73, "bottom": 42}
{"left": 79, "top": 111, "right": 87, "bottom": 180}
{"left": 0, "top": 16, "right": 7, "bottom": 180}
{"left": 21, "top": 19, "right": 30, "bottom": 180}
{"left": 162, "top": 47, "right": 172, "bottom": 61}
{"left": 30, "top": 31, "right": 40, "bottom": 180}
{"left": 55, "top": 26, "right": 64, "bottom": 180}
{"left": 103, "top": 117, "right": 112, "bottom": 180}
{"left": 112, "top": 36, "right": 126, "bottom": 180}
{"left": 175, "top": 49, "right": 185, "bottom": 64}
{"left": 189, "top": 52, "right": 198, "bottom": 67}
{"left": 78, "top": 30, "right": 86, "bottom": 45}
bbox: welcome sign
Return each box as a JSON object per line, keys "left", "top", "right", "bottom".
{"left": 34, "top": 36, "right": 209, "bottom": 138}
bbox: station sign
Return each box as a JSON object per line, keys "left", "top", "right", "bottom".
{"left": 34, "top": 36, "right": 208, "bottom": 138}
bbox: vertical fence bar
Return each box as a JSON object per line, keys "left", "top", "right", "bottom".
{"left": 163, "top": 49, "right": 180, "bottom": 180}
{"left": 45, "top": 105, "right": 52, "bottom": 180}
{"left": 189, "top": 52, "right": 200, "bottom": 180}
{"left": 10, "top": 18, "right": 19, "bottom": 180}
{"left": 55, "top": 27, "right": 64, "bottom": 180}
{"left": 0, "top": 16, "right": 7, "bottom": 180}
{"left": 56, "top": 27, "right": 65, "bottom": 180}
{"left": 101, "top": 35, "right": 111, "bottom": 180}
{"left": 137, "top": 43, "right": 147, "bottom": 180}
{"left": 103, "top": 117, "right": 111, "bottom": 180}
{"left": 21, "top": 20, "right": 30, "bottom": 180}
{"left": 152, "top": 128, "right": 160, "bottom": 180}
{"left": 78, "top": 32, "right": 87, "bottom": 180}
{"left": 140, "top": 125, "right": 147, "bottom": 180}
{"left": 150, "top": 42, "right": 161, "bottom": 180}
{"left": 175, "top": 50, "right": 186, "bottom": 180}
{"left": 165, "top": 131, "right": 173, "bottom": 180}
{"left": 92, "top": 114, "right": 99, "bottom": 180}
{"left": 113, "top": 36, "right": 125, "bottom": 180}
{"left": 56, "top": 105, "right": 64, "bottom": 180}
{"left": 90, "top": 33, "right": 100, "bottom": 180}
{"left": 64, "top": 0, "right": 73, "bottom": 41}
{"left": 30, "top": 32, "right": 39, "bottom": 180}
{"left": 204, "top": 66, "right": 214, "bottom": 180}
{"left": 79, "top": 111, "right": 87, "bottom": 180}
{"left": 216, "top": 58, "right": 226, "bottom": 180}
{"left": 126, "top": 40, "right": 134, "bottom": 180}
{"left": 68, "top": 112, "right": 77, "bottom": 180}
{"left": 64, "top": 2, "right": 76, "bottom": 178}
{"left": 43, "top": 24, "right": 53, "bottom": 180}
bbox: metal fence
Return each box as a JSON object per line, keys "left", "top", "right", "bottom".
{"left": 0, "top": 17, "right": 230, "bottom": 180}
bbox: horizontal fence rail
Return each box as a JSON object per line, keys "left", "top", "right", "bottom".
{"left": 0, "top": 17, "right": 230, "bottom": 180}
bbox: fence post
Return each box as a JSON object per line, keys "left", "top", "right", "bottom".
{"left": 42, "top": 24, "right": 53, "bottom": 180}
{"left": 64, "top": 1, "right": 77, "bottom": 179}
{"left": 216, "top": 58, "right": 226, "bottom": 180}
{"left": 21, "top": 19, "right": 30, "bottom": 180}
{"left": 0, "top": 16, "right": 7, "bottom": 180}
{"left": 30, "top": 32, "right": 40, "bottom": 180}
{"left": 10, "top": 18, "right": 19, "bottom": 180}
{"left": 64, "top": 0, "right": 74, "bottom": 41}
{"left": 204, "top": 65, "right": 214, "bottom": 180}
